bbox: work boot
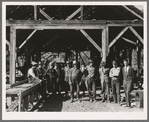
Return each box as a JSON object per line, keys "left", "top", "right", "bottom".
{"left": 117, "top": 95, "right": 121, "bottom": 106}
{"left": 102, "top": 94, "right": 105, "bottom": 102}
{"left": 107, "top": 94, "right": 110, "bottom": 103}
{"left": 113, "top": 94, "right": 117, "bottom": 103}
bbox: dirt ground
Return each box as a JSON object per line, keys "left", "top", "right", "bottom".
{"left": 30, "top": 89, "right": 143, "bottom": 112}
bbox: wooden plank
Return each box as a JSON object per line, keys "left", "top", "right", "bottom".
{"left": 128, "top": 26, "right": 144, "bottom": 44}
{"left": 121, "top": 37, "right": 136, "bottom": 45}
{"left": 66, "top": 7, "right": 81, "bottom": 20}
{"left": 39, "top": 8, "right": 53, "bottom": 21}
{"left": 109, "top": 26, "right": 129, "bottom": 48}
{"left": 19, "top": 30, "right": 37, "bottom": 49}
{"left": 6, "top": 20, "right": 143, "bottom": 26}
{"left": 34, "top": 5, "right": 37, "bottom": 20}
{"left": 10, "top": 26, "right": 16, "bottom": 84}
{"left": 80, "top": 29, "right": 102, "bottom": 53}
{"left": 11, "top": 79, "right": 28, "bottom": 88}
{"left": 122, "top": 5, "right": 143, "bottom": 20}
{"left": 15, "top": 25, "right": 104, "bottom": 30}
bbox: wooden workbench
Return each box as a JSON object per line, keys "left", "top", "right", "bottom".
{"left": 6, "top": 81, "right": 41, "bottom": 112}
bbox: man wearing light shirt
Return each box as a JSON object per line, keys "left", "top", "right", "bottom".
{"left": 86, "top": 60, "right": 98, "bottom": 102}
{"left": 109, "top": 60, "right": 121, "bottom": 105}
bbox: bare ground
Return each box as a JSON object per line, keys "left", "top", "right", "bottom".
{"left": 30, "top": 90, "right": 143, "bottom": 112}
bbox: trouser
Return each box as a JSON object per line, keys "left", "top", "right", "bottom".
{"left": 64, "top": 76, "right": 70, "bottom": 95}
{"left": 123, "top": 81, "right": 132, "bottom": 106}
{"left": 48, "top": 78, "right": 56, "bottom": 95}
{"left": 111, "top": 79, "right": 120, "bottom": 103}
{"left": 86, "top": 77, "right": 96, "bottom": 100}
{"left": 101, "top": 81, "right": 110, "bottom": 101}
{"left": 70, "top": 77, "right": 80, "bottom": 100}
{"left": 55, "top": 81, "right": 61, "bottom": 95}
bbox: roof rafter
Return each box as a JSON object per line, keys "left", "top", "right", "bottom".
{"left": 122, "top": 5, "right": 143, "bottom": 20}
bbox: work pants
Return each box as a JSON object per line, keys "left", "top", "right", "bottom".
{"left": 111, "top": 78, "right": 120, "bottom": 103}
{"left": 86, "top": 77, "right": 96, "bottom": 100}
{"left": 101, "top": 80, "right": 110, "bottom": 101}
{"left": 123, "top": 81, "right": 132, "bottom": 107}
{"left": 70, "top": 77, "right": 80, "bottom": 100}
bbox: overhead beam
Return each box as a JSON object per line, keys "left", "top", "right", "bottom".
{"left": 122, "top": 5, "right": 143, "bottom": 20}
{"left": 128, "top": 26, "right": 144, "bottom": 44}
{"left": 19, "top": 30, "right": 37, "bottom": 49}
{"left": 39, "top": 8, "right": 53, "bottom": 20}
{"left": 109, "top": 26, "right": 129, "bottom": 48}
{"left": 6, "top": 20, "right": 143, "bottom": 27}
{"left": 65, "top": 7, "right": 81, "bottom": 20}
{"left": 10, "top": 26, "right": 16, "bottom": 84}
{"left": 121, "top": 37, "right": 136, "bottom": 45}
{"left": 80, "top": 29, "right": 102, "bottom": 54}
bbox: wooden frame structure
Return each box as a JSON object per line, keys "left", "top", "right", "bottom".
{"left": 6, "top": 5, "right": 143, "bottom": 85}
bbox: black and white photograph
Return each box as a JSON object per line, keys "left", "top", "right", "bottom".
{"left": 2, "top": 2, "right": 147, "bottom": 120}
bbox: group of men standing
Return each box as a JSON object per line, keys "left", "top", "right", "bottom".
{"left": 27, "top": 58, "right": 134, "bottom": 108}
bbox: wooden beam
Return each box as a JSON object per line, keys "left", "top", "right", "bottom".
{"left": 80, "top": 29, "right": 102, "bottom": 54}
{"left": 19, "top": 30, "right": 37, "bottom": 49}
{"left": 121, "top": 37, "right": 136, "bottom": 45}
{"left": 6, "top": 20, "right": 143, "bottom": 26}
{"left": 39, "top": 8, "right": 53, "bottom": 20}
{"left": 10, "top": 26, "right": 16, "bottom": 84}
{"left": 66, "top": 7, "right": 81, "bottom": 20}
{"left": 82, "top": 51, "right": 90, "bottom": 60}
{"left": 128, "top": 26, "right": 144, "bottom": 44}
{"left": 122, "top": 5, "right": 143, "bottom": 20}
{"left": 109, "top": 26, "right": 129, "bottom": 48}
{"left": 15, "top": 25, "right": 104, "bottom": 30}
{"left": 34, "top": 5, "right": 37, "bottom": 20}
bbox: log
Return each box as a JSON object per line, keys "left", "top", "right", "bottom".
{"left": 7, "top": 99, "right": 19, "bottom": 112}
{"left": 11, "top": 79, "right": 28, "bottom": 88}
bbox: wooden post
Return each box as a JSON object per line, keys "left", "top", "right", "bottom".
{"left": 34, "top": 5, "right": 37, "bottom": 20}
{"left": 102, "top": 26, "right": 108, "bottom": 61}
{"left": 10, "top": 26, "right": 16, "bottom": 84}
{"left": 81, "top": 6, "right": 83, "bottom": 20}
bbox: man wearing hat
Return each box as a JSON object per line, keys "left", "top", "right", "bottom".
{"left": 109, "top": 60, "right": 121, "bottom": 105}
{"left": 86, "top": 59, "right": 98, "bottom": 102}
{"left": 46, "top": 61, "right": 58, "bottom": 95}
{"left": 28, "top": 61, "right": 40, "bottom": 83}
{"left": 99, "top": 61, "right": 110, "bottom": 102}
{"left": 63, "top": 61, "right": 71, "bottom": 97}
{"left": 69, "top": 60, "right": 82, "bottom": 103}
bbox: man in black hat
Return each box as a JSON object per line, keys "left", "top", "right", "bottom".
{"left": 99, "top": 61, "right": 110, "bottom": 102}
{"left": 86, "top": 59, "right": 98, "bottom": 102}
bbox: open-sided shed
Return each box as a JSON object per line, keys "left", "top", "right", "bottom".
{"left": 6, "top": 5, "right": 143, "bottom": 84}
